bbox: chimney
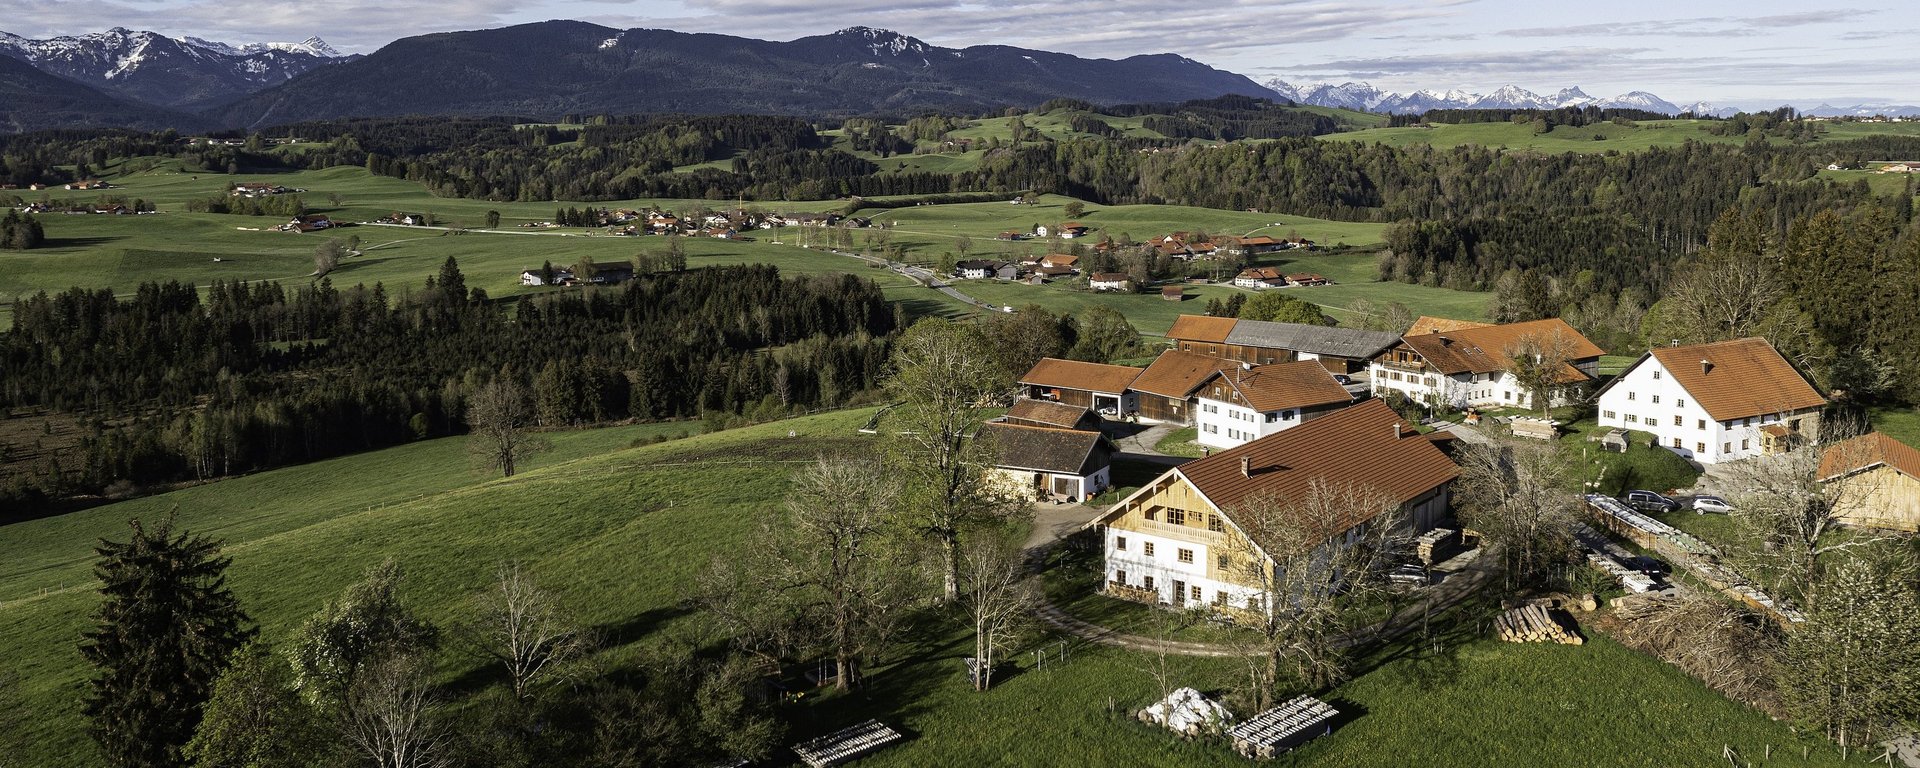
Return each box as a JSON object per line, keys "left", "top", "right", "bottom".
{"left": 1394, "top": 422, "right": 1403, "bottom": 439}
{"left": 1438, "top": 336, "right": 1452, "bottom": 347}
{"left": 1700, "top": 359, "right": 1713, "bottom": 375}
{"left": 1240, "top": 456, "right": 1252, "bottom": 478}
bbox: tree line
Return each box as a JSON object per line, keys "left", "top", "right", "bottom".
{"left": 0, "top": 262, "right": 899, "bottom": 510}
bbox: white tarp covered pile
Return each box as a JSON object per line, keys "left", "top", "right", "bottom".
{"left": 1137, "top": 687, "right": 1233, "bottom": 737}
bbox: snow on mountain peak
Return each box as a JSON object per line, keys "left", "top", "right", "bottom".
{"left": 1264, "top": 79, "right": 1706, "bottom": 115}
{"left": 833, "top": 27, "right": 930, "bottom": 57}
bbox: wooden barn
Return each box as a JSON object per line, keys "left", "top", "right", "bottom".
{"left": 1018, "top": 358, "right": 1141, "bottom": 417}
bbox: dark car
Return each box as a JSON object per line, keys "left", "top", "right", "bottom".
{"left": 1622, "top": 490, "right": 1678, "bottom": 513}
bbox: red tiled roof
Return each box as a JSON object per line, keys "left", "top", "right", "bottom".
{"left": 1132, "top": 349, "right": 1227, "bottom": 398}
{"left": 1643, "top": 337, "right": 1825, "bottom": 421}
{"left": 1406, "top": 316, "right": 1492, "bottom": 336}
{"left": 1819, "top": 431, "right": 1920, "bottom": 482}
{"left": 1399, "top": 318, "right": 1604, "bottom": 381}
{"left": 1174, "top": 398, "right": 1458, "bottom": 516}
{"left": 1019, "top": 357, "right": 1141, "bottom": 394}
{"left": 1198, "top": 360, "right": 1353, "bottom": 413}
{"left": 1166, "top": 314, "right": 1237, "bottom": 344}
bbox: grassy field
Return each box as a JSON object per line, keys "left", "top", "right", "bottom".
{"left": 860, "top": 194, "right": 1388, "bottom": 255}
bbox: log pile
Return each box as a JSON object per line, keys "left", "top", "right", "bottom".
{"left": 1494, "top": 604, "right": 1583, "bottom": 645}
{"left": 1414, "top": 528, "right": 1461, "bottom": 566}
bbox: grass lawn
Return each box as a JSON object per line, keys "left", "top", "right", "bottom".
{"left": 1869, "top": 406, "right": 1920, "bottom": 448}
{"left": 0, "top": 407, "right": 1855, "bottom": 767}
{"left": 1154, "top": 426, "right": 1207, "bottom": 458}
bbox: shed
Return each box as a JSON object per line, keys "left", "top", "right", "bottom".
{"left": 1600, "top": 428, "right": 1629, "bottom": 453}
{"left": 1161, "top": 285, "right": 1183, "bottom": 301}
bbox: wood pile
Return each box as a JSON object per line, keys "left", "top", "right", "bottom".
{"left": 1414, "top": 528, "right": 1460, "bottom": 566}
{"left": 791, "top": 720, "right": 902, "bottom": 767}
{"left": 1586, "top": 551, "right": 1660, "bottom": 593}
{"left": 1228, "top": 695, "right": 1338, "bottom": 760}
{"left": 1494, "top": 604, "right": 1583, "bottom": 645}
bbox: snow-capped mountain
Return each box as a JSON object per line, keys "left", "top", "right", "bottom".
{"left": 1802, "top": 102, "right": 1920, "bottom": 118}
{"left": 1265, "top": 78, "right": 1694, "bottom": 115}
{"left": 0, "top": 27, "right": 346, "bottom": 108}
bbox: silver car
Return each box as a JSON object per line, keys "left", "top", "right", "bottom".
{"left": 1691, "top": 495, "right": 1735, "bottom": 514}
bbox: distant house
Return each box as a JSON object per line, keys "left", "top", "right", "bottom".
{"left": 1019, "top": 357, "right": 1141, "bottom": 416}
{"left": 1234, "top": 267, "right": 1288, "bottom": 289}
{"left": 1286, "top": 273, "right": 1330, "bottom": 287}
{"left": 64, "top": 180, "right": 109, "bottom": 190}
{"left": 1085, "top": 399, "right": 1457, "bottom": 613}
{"left": 996, "top": 231, "right": 1023, "bottom": 241}
{"left": 1034, "top": 225, "right": 1050, "bottom": 238}
{"left": 1239, "top": 235, "right": 1282, "bottom": 254}
{"left": 1595, "top": 337, "right": 1826, "bottom": 464}
{"left": 284, "top": 214, "right": 332, "bottom": 232}
{"left": 580, "top": 261, "right": 635, "bottom": 284}
{"left": 1058, "top": 222, "right": 1089, "bottom": 238}
{"left": 1818, "top": 432, "right": 1920, "bottom": 532}
{"left": 1041, "top": 253, "right": 1080, "bottom": 270}
{"left": 1002, "top": 399, "right": 1101, "bottom": 431}
{"left": 982, "top": 422, "right": 1115, "bottom": 503}
{"left": 1166, "top": 314, "right": 1400, "bottom": 374}
{"left": 230, "top": 182, "right": 293, "bottom": 197}
{"left": 519, "top": 267, "right": 575, "bottom": 286}
{"left": 1193, "top": 361, "right": 1356, "bottom": 449}
{"left": 386, "top": 212, "right": 425, "bottom": 226}
{"left": 1161, "top": 285, "right": 1183, "bottom": 302}
{"left": 955, "top": 260, "right": 1000, "bottom": 279}
{"left": 1089, "top": 272, "right": 1131, "bottom": 292}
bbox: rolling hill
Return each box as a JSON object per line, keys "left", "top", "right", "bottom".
{"left": 212, "top": 22, "right": 1272, "bottom": 128}
{"left": 0, "top": 53, "right": 205, "bottom": 133}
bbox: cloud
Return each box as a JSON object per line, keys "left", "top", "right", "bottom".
{"left": 1503, "top": 9, "right": 1876, "bottom": 39}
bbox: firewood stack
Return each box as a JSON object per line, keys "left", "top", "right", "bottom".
{"left": 1494, "top": 604, "right": 1583, "bottom": 645}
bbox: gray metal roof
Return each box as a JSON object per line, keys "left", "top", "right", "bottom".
{"left": 1224, "top": 320, "right": 1400, "bottom": 360}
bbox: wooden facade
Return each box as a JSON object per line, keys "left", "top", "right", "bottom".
{"left": 1829, "top": 465, "right": 1920, "bottom": 532}
{"left": 1135, "top": 392, "right": 1193, "bottom": 425}
{"left": 1172, "top": 338, "right": 1294, "bottom": 367}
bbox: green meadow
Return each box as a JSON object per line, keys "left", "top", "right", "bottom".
{"left": 0, "top": 408, "right": 1853, "bottom": 767}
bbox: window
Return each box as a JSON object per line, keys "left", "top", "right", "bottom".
{"left": 1722, "top": 443, "right": 1731, "bottom": 454}
{"left": 1424, "top": 377, "right": 1435, "bottom": 387}
{"left": 1115, "top": 536, "right": 1128, "bottom": 551}
{"left": 1178, "top": 548, "right": 1194, "bottom": 563}
{"left": 1672, "top": 438, "right": 1682, "bottom": 449}
{"left": 1115, "top": 570, "right": 1127, "bottom": 585}
{"left": 1168, "top": 509, "right": 1186, "bottom": 526}
{"left": 1190, "top": 585, "right": 1202, "bottom": 602}
{"left": 1742, "top": 439, "right": 1750, "bottom": 450}
{"left": 1217, "top": 554, "right": 1230, "bottom": 569}
{"left": 1673, "top": 415, "right": 1683, "bottom": 427}
{"left": 1604, "top": 410, "right": 1616, "bottom": 419}
{"left": 1203, "top": 424, "right": 1217, "bottom": 434}
{"left": 1143, "top": 508, "right": 1156, "bottom": 521}
{"left": 1265, "top": 412, "right": 1279, "bottom": 423}
{"left": 1625, "top": 414, "right": 1638, "bottom": 424}
{"left": 1646, "top": 414, "right": 1656, "bottom": 425}
{"left": 1282, "top": 409, "right": 1295, "bottom": 421}
{"left": 1652, "top": 370, "right": 1661, "bottom": 380}
{"left": 1504, "top": 391, "right": 1512, "bottom": 400}
{"left": 1696, "top": 442, "right": 1706, "bottom": 453}
{"left": 1628, "top": 391, "right": 1637, "bottom": 401}
{"left": 1208, "top": 514, "right": 1223, "bottom": 533}
{"left": 1697, "top": 419, "right": 1706, "bottom": 430}
{"left": 1145, "top": 576, "right": 1156, "bottom": 590}
{"left": 1677, "top": 399, "right": 1686, "bottom": 408}
{"left": 1213, "top": 591, "right": 1228, "bottom": 607}
{"left": 1652, "top": 395, "right": 1661, "bottom": 404}
{"left": 1143, "top": 542, "right": 1155, "bottom": 557}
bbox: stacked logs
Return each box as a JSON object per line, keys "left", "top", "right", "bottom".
{"left": 1494, "top": 604, "right": 1584, "bottom": 645}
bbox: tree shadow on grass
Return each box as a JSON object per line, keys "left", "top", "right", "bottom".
{"left": 41, "top": 236, "right": 122, "bottom": 249}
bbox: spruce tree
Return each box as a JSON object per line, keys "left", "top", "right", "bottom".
{"left": 81, "top": 515, "right": 254, "bottom": 768}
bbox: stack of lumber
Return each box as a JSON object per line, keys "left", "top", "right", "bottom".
{"left": 1494, "top": 604, "right": 1583, "bottom": 645}
{"left": 791, "top": 720, "right": 903, "bottom": 767}
{"left": 1228, "top": 696, "right": 1339, "bottom": 760}
{"left": 1585, "top": 551, "right": 1659, "bottom": 593}
{"left": 1414, "top": 528, "right": 1460, "bottom": 566}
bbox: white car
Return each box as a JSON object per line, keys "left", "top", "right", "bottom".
{"left": 1691, "top": 495, "right": 1735, "bottom": 515}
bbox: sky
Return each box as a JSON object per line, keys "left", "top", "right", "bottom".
{"left": 1, "top": 0, "right": 1915, "bottom": 107}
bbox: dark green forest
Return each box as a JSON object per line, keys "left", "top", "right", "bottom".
{"left": 0, "top": 263, "right": 899, "bottom": 511}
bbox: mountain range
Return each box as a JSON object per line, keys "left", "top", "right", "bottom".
{"left": 208, "top": 23, "right": 1269, "bottom": 128}
{"left": 0, "top": 27, "right": 347, "bottom": 109}
{"left": 1263, "top": 79, "right": 1728, "bottom": 116}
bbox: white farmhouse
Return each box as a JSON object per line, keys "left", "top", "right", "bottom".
{"left": 1595, "top": 337, "right": 1826, "bottom": 464}
{"left": 1194, "top": 360, "right": 1355, "bottom": 449}
{"left": 1368, "top": 317, "right": 1603, "bottom": 411}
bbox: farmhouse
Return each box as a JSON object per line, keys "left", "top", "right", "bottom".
{"left": 231, "top": 182, "right": 294, "bottom": 197}
{"left": 1818, "top": 432, "right": 1920, "bottom": 532}
{"left": 954, "top": 260, "right": 1007, "bottom": 279}
{"left": 1000, "top": 399, "right": 1100, "bottom": 431}
{"left": 519, "top": 267, "right": 576, "bottom": 286}
{"left": 1040, "top": 253, "right": 1080, "bottom": 270}
{"left": 1369, "top": 318, "right": 1603, "bottom": 411}
{"left": 580, "top": 261, "right": 635, "bottom": 284}
{"left": 1595, "top": 337, "right": 1825, "bottom": 464}
{"left": 1193, "top": 361, "right": 1355, "bottom": 449}
{"left": 1019, "top": 358, "right": 1140, "bottom": 417}
{"left": 1166, "top": 315, "right": 1400, "bottom": 374}
{"left": 283, "top": 214, "right": 332, "bottom": 232}
{"left": 1087, "top": 399, "right": 1458, "bottom": 611}
{"left": 1088, "top": 272, "right": 1131, "bottom": 291}
{"left": 1234, "top": 267, "right": 1288, "bottom": 289}
{"left": 1130, "top": 349, "right": 1229, "bottom": 425}
{"left": 982, "top": 422, "right": 1114, "bottom": 503}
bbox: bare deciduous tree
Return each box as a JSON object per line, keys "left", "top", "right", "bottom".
{"left": 469, "top": 563, "right": 593, "bottom": 699}
{"left": 1720, "top": 414, "right": 1893, "bottom": 598}
{"left": 887, "top": 319, "right": 1027, "bottom": 601}
{"left": 313, "top": 238, "right": 344, "bottom": 277}
{"left": 342, "top": 655, "right": 449, "bottom": 768}
{"left": 1454, "top": 439, "right": 1580, "bottom": 584}
{"left": 1501, "top": 329, "right": 1582, "bottom": 416}
{"left": 1224, "top": 480, "right": 1407, "bottom": 706}
{"left": 958, "top": 535, "right": 1039, "bottom": 691}
{"left": 466, "top": 377, "right": 546, "bottom": 478}
{"left": 704, "top": 458, "right": 919, "bottom": 691}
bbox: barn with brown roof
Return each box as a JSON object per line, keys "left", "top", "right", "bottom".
{"left": 1131, "top": 349, "right": 1229, "bottom": 424}
{"left": 982, "top": 422, "right": 1115, "bottom": 502}
{"left": 1596, "top": 337, "right": 1825, "bottom": 464}
{"left": 1818, "top": 432, "right": 1920, "bottom": 532}
{"left": 1002, "top": 399, "right": 1100, "bottom": 431}
{"left": 1085, "top": 399, "right": 1457, "bottom": 614}
{"left": 1018, "top": 358, "right": 1141, "bottom": 416}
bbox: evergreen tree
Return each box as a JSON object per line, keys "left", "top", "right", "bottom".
{"left": 82, "top": 515, "right": 254, "bottom": 768}
{"left": 436, "top": 256, "right": 466, "bottom": 304}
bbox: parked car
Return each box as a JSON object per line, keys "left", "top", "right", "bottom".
{"left": 1332, "top": 374, "right": 1354, "bottom": 386}
{"left": 1691, "top": 495, "right": 1735, "bottom": 515}
{"left": 1622, "top": 490, "right": 1678, "bottom": 513}
{"left": 1387, "top": 563, "right": 1428, "bottom": 587}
